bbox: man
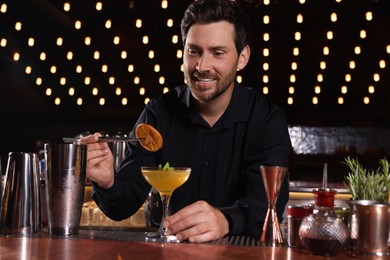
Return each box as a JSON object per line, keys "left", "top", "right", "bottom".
{"left": 82, "top": 0, "right": 292, "bottom": 243}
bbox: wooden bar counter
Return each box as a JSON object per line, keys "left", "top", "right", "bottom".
{"left": 0, "top": 228, "right": 355, "bottom": 259}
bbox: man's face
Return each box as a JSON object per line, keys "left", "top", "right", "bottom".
{"left": 183, "top": 21, "right": 244, "bottom": 103}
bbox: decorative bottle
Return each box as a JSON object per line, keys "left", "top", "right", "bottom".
{"left": 298, "top": 188, "right": 348, "bottom": 256}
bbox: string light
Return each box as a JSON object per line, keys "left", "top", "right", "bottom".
{"left": 290, "top": 75, "right": 296, "bottom": 83}
{"left": 56, "top": 37, "right": 63, "bottom": 46}
{"left": 172, "top": 35, "right": 179, "bottom": 44}
{"left": 263, "top": 15, "right": 270, "bottom": 24}
{"left": 264, "top": 33, "right": 270, "bottom": 42}
{"left": 109, "top": 77, "right": 115, "bottom": 85}
{"left": 0, "top": 3, "right": 7, "bottom": 13}
{"left": 113, "top": 36, "right": 120, "bottom": 45}
{"left": 60, "top": 77, "right": 66, "bottom": 85}
{"left": 85, "top": 37, "right": 91, "bottom": 45}
{"left": 84, "top": 77, "right": 91, "bottom": 85}
{"left": 75, "top": 21, "right": 82, "bottom": 30}
{"left": 25, "top": 66, "right": 32, "bottom": 74}
{"left": 159, "top": 77, "right": 165, "bottom": 85}
{"left": 13, "top": 52, "right": 20, "bottom": 61}
{"left": 330, "top": 13, "right": 338, "bottom": 22}
{"left": 15, "top": 22, "right": 22, "bottom": 31}
{"left": 36, "top": 77, "right": 42, "bottom": 85}
{"left": 291, "top": 62, "right": 298, "bottom": 70}
{"left": 148, "top": 50, "right": 155, "bottom": 59}
{"left": 142, "top": 36, "right": 149, "bottom": 44}
{"left": 96, "top": 2, "right": 103, "bottom": 11}
{"left": 50, "top": 66, "right": 57, "bottom": 74}
{"left": 263, "top": 75, "right": 269, "bottom": 84}
{"left": 105, "top": 20, "right": 112, "bottom": 29}
{"left": 176, "top": 50, "right": 183, "bottom": 59}
{"left": 161, "top": 0, "right": 168, "bottom": 9}
{"left": 63, "top": 3, "right": 71, "bottom": 12}
{"left": 236, "top": 75, "right": 242, "bottom": 83}
{"left": 167, "top": 19, "right": 173, "bottom": 27}
{"left": 136, "top": 19, "right": 142, "bottom": 28}
{"left": 40, "top": 52, "right": 46, "bottom": 61}
{"left": 1, "top": 1, "right": 388, "bottom": 110}
{"left": 297, "top": 14, "right": 303, "bottom": 23}
{"left": 0, "top": 38, "right": 7, "bottom": 47}
{"left": 67, "top": 51, "right": 73, "bottom": 60}
{"left": 28, "top": 38, "right": 35, "bottom": 47}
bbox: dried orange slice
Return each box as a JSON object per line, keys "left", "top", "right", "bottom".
{"left": 135, "top": 123, "right": 163, "bottom": 152}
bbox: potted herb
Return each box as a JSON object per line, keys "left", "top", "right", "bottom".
{"left": 343, "top": 156, "right": 390, "bottom": 201}
{"left": 342, "top": 156, "right": 390, "bottom": 254}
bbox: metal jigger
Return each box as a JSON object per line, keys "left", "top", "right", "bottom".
{"left": 260, "top": 165, "right": 287, "bottom": 246}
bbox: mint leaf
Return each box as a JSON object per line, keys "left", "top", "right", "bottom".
{"left": 163, "top": 162, "right": 170, "bottom": 170}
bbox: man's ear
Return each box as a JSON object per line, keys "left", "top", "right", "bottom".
{"left": 237, "top": 45, "right": 251, "bottom": 70}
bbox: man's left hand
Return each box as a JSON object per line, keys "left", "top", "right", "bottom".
{"left": 163, "top": 200, "right": 229, "bottom": 243}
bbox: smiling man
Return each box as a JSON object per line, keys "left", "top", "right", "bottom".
{"left": 183, "top": 20, "right": 250, "bottom": 127}
{"left": 82, "top": 0, "right": 292, "bottom": 243}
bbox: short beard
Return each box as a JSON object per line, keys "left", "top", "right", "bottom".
{"left": 185, "top": 68, "right": 237, "bottom": 102}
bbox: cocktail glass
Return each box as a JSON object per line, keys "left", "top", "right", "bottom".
{"left": 141, "top": 166, "right": 191, "bottom": 243}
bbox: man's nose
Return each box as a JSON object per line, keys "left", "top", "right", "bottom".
{"left": 195, "top": 54, "right": 212, "bottom": 72}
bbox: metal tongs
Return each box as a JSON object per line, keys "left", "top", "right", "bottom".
{"left": 62, "top": 136, "right": 141, "bottom": 144}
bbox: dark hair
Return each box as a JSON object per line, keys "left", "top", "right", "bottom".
{"left": 180, "top": 0, "right": 251, "bottom": 54}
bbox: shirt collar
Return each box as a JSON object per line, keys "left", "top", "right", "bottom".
{"left": 177, "top": 82, "right": 251, "bottom": 127}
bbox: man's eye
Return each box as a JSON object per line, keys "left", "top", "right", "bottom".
{"left": 214, "top": 51, "right": 225, "bottom": 56}
{"left": 188, "top": 49, "right": 198, "bottom": 55}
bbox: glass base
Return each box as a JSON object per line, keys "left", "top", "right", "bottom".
{"left": 145, "top": 232, "right": 180, "bottom": 243}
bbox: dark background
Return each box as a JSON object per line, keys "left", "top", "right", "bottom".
{"left": 1, "top": 0, "right": 390, "bottom": 180}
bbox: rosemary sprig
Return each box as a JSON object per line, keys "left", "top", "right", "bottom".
{"left": 343, "top": 156, "right": 390, "bottom": 201}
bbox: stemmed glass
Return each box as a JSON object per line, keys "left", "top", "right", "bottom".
{"left": 141, "top": 166, "right": 191, "bottom": 243}
{"left": 260, "top": 165, "right": 288, "bottom": 246}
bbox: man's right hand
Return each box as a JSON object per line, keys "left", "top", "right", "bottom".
{"left": 79, "top": 133, "right": 115, "bottom": 189}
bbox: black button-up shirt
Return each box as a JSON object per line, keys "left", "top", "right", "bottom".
{"left": 93, "top": 82, "right": 292, "bottom": 236}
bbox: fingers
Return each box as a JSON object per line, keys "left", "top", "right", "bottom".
{"left": 163, "top": 201, "right": 229, "bottom": 243}
{"left": 79, "top": 133, "right": 101, "bottom": 144}
{"left": 79, "top": 133, "right": 115, "bottom": 189}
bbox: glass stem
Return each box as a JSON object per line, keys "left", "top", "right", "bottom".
{"left": 159, "top": 193, "right": 171, "bottom": 236}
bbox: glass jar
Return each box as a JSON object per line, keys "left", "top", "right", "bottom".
{"left": 298, "top": 188, "right": 349, "bottom": 256}
{"left": 287, "top": 204, "right": 313, "bottom": 248}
